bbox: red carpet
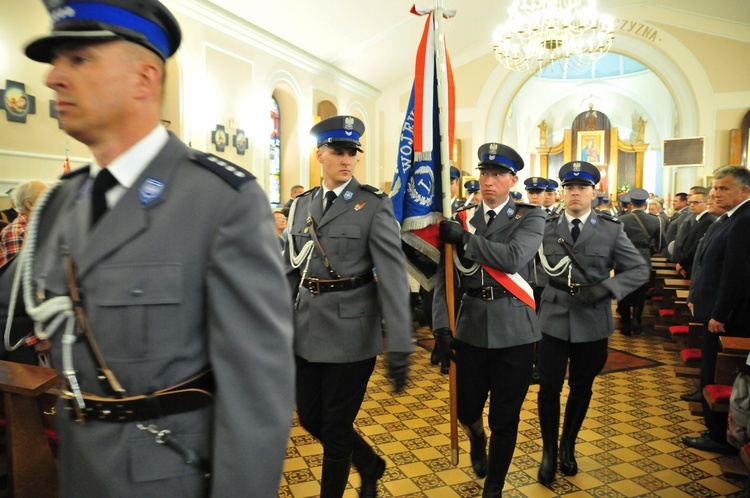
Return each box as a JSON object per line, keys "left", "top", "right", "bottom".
{"left": 415, "top": 338, "right": 662, "bottom": 375}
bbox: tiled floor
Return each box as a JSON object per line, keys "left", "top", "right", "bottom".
{"left": 278, "top": 324, "right": 749, "bottom": 497}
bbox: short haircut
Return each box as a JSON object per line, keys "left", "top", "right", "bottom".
{"left": 12, "top": 180, "right": 48, "bottom": 214}
{"left": 291, "top": 185, "right": 304, "bottom": 193}
{"left": 649, "top": 200, "right": 663, "bottom": 210}
{"left": 674, "top": 192, "right": 688, "bottom": 202}
{"left": 690, "top": 186, "right": 708, "bottom": 198}
{"left": 713, "top": 165, "right": 750, "bottom": 189}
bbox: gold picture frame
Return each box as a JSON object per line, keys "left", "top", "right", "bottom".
{"left": 704, "top": 174, "right": 714, "bottom": 188}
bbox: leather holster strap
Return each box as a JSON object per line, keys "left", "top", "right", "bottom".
{"left": 63, "top": 370, "right": 214, "bottom": 423}
{"left": 302, "top": 271, "right": 374, "bottom": 294}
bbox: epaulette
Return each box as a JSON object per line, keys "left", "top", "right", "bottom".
{"left": 360, "top": 184, "right": 387, "bottom": 198}
{"left": 514, "top": 202, "right": 539, "bottom": 209}
{"left": 61, "top": 165, "right": 90, "bottom": 180}
{"left": 296, "top": 186, "right": 319, "bottom": 198}
{"left": 597, "top": 211, "right": 621, "bottom": 223}
{"left": 193, "top": 152, "right": 255, "bottom": 190}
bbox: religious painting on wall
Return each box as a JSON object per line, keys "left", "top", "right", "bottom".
{"left": 577, "top": 130, "right": 607, "bottom": 194}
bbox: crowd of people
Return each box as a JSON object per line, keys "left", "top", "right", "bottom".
{"left": 0, "top": 1, "right": 747, "bottom": 497}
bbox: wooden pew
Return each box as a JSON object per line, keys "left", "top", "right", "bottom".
{"left": 0, "top": 361, "right": 60, "bottom": 497}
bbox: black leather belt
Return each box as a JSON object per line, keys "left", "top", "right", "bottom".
{"left": 302, "top": 271, "right": 374, "bottom": 294}
{"left": 62, "top": 370, "right": 214, "bottom": 423}
{"left": 465, "top": 286, "right": 510, "bottom": 301}
{"left": 548, "top": 279, "right": 594, "bottom": 296}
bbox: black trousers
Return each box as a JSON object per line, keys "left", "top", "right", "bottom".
{"left": 455, "top": 341, "right": 534, "bottom": 432}
{"left": 700, "top": 323, "right": 728, "bottom": 440}
{"left": 537, "top": 334, "right": 609, "bottom": 412}
{"left": 295, "top": 355, "right": 376, "bottom": 460}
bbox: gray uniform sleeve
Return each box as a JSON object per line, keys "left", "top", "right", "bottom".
{"left": 207, "top": 181, "right": 295, "bottom": 496}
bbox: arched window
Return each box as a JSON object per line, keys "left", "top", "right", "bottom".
{"left": 269, "top": 97, "right": 281, "bottom": 206}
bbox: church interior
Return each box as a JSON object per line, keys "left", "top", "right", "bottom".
{"left": 0, "top": 0, "right": 749, "bottom": 497}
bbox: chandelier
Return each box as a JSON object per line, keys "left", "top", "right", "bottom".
{"left": 493, "top": 0, "right": 615, "bottom": 73}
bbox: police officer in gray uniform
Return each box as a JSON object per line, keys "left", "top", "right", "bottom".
{"left": 536, "top": 161, "right": 649, "bottom": 487}
{"left": 285, "top": 115, "right": 412, "bottom": 498}
{"left": 5, "top": 1, "right": 296, "bottom": 496}
{"left": 433, "top": 143, "right": 545, "bottom": 497}
{"left": 617, "top": 188, "right": 662, "bottom": 335}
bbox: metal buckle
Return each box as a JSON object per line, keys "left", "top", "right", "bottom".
{"left": 479, "top": 287, "right": 494, "bottom": 301}
{"left": 569, "top": 283, "right": 581, "bottom": 296}
{"left": 306, "top": 279, "right": 321, "bottom": 295}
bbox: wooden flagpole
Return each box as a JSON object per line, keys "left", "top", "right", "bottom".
{"left": 433, "top": 0, "right": 459, "bottom": 466}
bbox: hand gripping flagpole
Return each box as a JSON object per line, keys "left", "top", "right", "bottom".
{"left": 433, "top": 0, "right": 459, "bottom": 466}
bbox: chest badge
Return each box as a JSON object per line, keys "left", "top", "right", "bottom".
{"left": 343, "top": 190, "right": 354, "bottom": 201}
{"left": 506, "top": 207, "right": 515, "bottom": 218}
{"left": 354, "top": 202, "right": 366, "bottom": 211}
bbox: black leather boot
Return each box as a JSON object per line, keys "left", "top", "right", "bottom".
{"left": 463, "top": 419, "right": 488, "bottom": 478}
{"left": 320, "top": 455, "right": 351, "bottom": 498}
{"left": 632, "top": 306, "right": 643, "bottom": 334}
{"left": 559, "top": 395, "right": 591, "bottom": 476}
{"left": 352, "top": 433, "right": 385, "bottom": 498}
{"left": 619, "top": 306, "right": 631, "bottom": 336}
{"left": 537, "top": 394, "right": 560, "bottom": 486}
{"left": 482, "top": 433, "right": 511, "bottom": 498}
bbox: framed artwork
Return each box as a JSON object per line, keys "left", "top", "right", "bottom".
{"left": 577, "top": 130, "right": 604, "bottom": 165}
{"left": 211, "top": 124, "right": 227, "bottom": 152}
{"left": 1, "top": 80, "right": 36, "bottom": 123}
{"left": 704, "top": 174, "right": 714, "bottom": 188}
{"left": 233, "top": 130, "right": 247, "bottom": 155}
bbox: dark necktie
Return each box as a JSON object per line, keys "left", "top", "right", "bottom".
{"left": 91, "top": 168, "right": 118, "bottom": 227}
{"left": 486, "top": 210, "right": 496, "bottom": 227}
{"left": 571, "top": 218, "right": 581, "bottom": 242}
{"left": 323, "top": 190, "right": 337, "bottom": 216}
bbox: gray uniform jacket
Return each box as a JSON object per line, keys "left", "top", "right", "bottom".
{"left": 7, "top": 134, "right": 295, "bottom": 497}
{"left": 619, "top": 209, "right": 662, "bottom": 269}
{"left": 538, "top": 212, "right": 649, "bottom": 342}
{"left": 433, "top": 200, "right": 545, "bottom": 348}
{"left": 285, "top": 178, "right": 413, "bottom": 363}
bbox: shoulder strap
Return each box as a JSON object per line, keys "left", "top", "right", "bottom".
{"left": 307, "top": 218, "right": 341, "bottom": 279}
{"left": 556, "top": 238, "right": 597, "bottom": 283}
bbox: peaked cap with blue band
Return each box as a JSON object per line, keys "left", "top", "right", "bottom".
{"left": 464, "top": 179, "right": 479, "bottom": 192}
{"left": 628, "top": 187, "right": 649, "bottom": 205}
{"left": 476, "top": 142, "right": 524, "bottom": 174}
{"left": 558, "top": 160, "right": 600, "bottom": 187}
{"left": 25, "top": 0, "right": 181, "bottom": 62}
{"left": 450, "top": 166, "right": 461, "bottom": 181}
{"left": 545, "top": 179, "right": 559, "bottom": 192}
{"left": 524, "top": 177, "right": 548, "bottom": 191}
{"left": 311, "top": 115, "right": 365, "bottom": 153}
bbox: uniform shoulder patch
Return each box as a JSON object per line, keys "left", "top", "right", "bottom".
{"left": 61, "top": 165, "right": 90, "bottom": 180}
{"left": 514, "top": 202, "right": 539, "bottom": 209}
{"left": 192, "top": 152, "right": 255, "bottom": 190}
{"left": 360, "top": 184, "right": 387, "bottom": 198}
{"left": 297, "top": 186, "right": 319, "bottom": 198}
{"left": 597, "top": 211, "right": 621, "bottom": 224}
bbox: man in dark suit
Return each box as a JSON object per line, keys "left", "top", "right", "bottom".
{"left": 683, "top": 166, "right": 750, "bottom": 454}
{"left": 665, "top": 192, "right": 689, "bottom": 260}
{"left": 433, "top": 143, "right": 545, "bottom": 497}
{"left": 536, "top": 162, "right": 648, "bottom": 487}
{"left": 3, "top": 1, "right": 296, "bottom": 496}
{"left": 616, "top": 188, "right": 662, "bottom": 335}
{"left": 285, "top": 115, "right": 412, "bottom": 497}
{"left": 671, "top": 186, "right": 705, "bottom": 263}
{"left": 676, "top": 187, "right": 714, "bottom": 278}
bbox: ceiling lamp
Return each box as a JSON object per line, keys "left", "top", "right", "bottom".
{"left": 493, "top": 0, "right": 615, "bottom": 72}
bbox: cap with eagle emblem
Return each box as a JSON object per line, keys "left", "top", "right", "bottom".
{"left": 310, "top": 115, "right": 365, "bottom": 153}
{"left": 558, "top": 160, "right": 600, "bottom": 187}
{"left": 25, "top": 0, "right": 181, "bottom": 62}
{"left": 476, "top": 142, "right": 524, "bottom": 174}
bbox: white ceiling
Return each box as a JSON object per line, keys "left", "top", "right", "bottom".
{"left": 203, "top": 0, "right": 750, "bottom": 90}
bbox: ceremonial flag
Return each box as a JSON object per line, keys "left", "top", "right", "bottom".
{"left": 390, "top": 7, "right": 455, "bottom": 291}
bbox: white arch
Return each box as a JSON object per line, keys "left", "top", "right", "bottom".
{"left": 265, "top": 70, "right": 307, "bottom": 186}
{"left": 477, "top": 29, "right": 708, "bottom": 146}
